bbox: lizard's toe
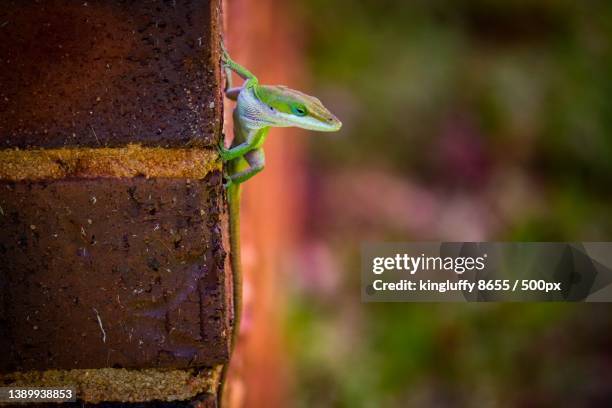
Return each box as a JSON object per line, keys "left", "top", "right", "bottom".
{"left": 218, "top": 141, "right": 229, "bottom": 159}
{"left": 222, "top": 174, "right": 234, "bottom": 189}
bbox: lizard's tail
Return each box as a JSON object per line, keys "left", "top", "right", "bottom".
{"left": 218, "top": 183, "right": 242, "bottom": 407}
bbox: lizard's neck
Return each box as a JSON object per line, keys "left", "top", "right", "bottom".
{"left": 237, "top": 87, "right": 277, "bottom": 130}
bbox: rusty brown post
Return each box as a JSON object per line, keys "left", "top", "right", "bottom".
{"left": 0, "top": 1, "right": 229, "bottom": 405}
{"left": 222, "top": 0, "right": 305, "bottom": 406}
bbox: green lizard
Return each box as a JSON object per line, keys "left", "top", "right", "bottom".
{"left": 217, "top": 45, "right": 341, "bottom": 405}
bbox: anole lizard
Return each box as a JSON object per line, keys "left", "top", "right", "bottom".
{"left": 217, "top": 45, "right": 341, "bottom": 405}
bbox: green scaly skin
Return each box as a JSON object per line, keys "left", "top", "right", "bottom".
{"left": 217, "top": 44, "right": 341, "bottom": 407}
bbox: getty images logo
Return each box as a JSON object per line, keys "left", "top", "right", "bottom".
{"left": 372, "top": 253, "right": 488, "bottom": 275}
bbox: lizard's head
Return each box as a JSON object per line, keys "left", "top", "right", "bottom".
{"left": 255, "top": 85, "right": 342, "bottom": 132}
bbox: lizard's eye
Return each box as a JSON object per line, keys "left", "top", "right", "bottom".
{"left": 291, "top": 105, "right": 308, "bottom": 117}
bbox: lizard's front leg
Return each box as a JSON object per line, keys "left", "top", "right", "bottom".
{"left": 219, "top": 110, "right": 252, "bottom": 161}
{"left": 227, "top": 148, "right": 265, "bottom": 185}
{"left": 219, "top": 126, "right": 268, "bottom": 162}
{"left": 219, "top": 141, "right": 254, "bottom": 161}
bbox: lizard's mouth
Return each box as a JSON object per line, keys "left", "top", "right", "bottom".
{"left": 326, "top": 114, "right": 342, "bottom": 131}
{"left": 278, "top": 112, "right": 343, "bottom": 132}
{"left": 308, "top": 113, "right": 343, "bottom": 132}
{"left": 306, "top": 116, "right": 342, "bottom": 132}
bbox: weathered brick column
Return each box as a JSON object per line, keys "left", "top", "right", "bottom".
{"left": 0, "top": 1, "right": 228, "bottom": 405}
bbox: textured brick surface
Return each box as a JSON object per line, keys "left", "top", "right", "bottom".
{"left": 2, "top": 395, "right": 216, "bottom": 408}
{"left": 0, "top": 146, "right": 220, "bottom": 181}
{"left": 0, "top": 174, "right": 229, "bottom": 372}
{"left": 2, "top": 367, "right": 220, "bottom": 404}
{"left": 0, "top": 0, "right": 222, "bottom": 148}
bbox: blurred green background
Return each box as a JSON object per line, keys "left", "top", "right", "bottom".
{"left": 285, "top": 1, "right": 612, "bottom": 406}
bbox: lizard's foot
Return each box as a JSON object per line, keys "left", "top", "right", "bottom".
{"left": 218, "top": 141, "right": 231, "bottom": 161}
{"left": 220, "top": 42, "right": 231, "bottom": 64}
{"left": 222, "top": 173, "right": 234, "bottom": 189}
